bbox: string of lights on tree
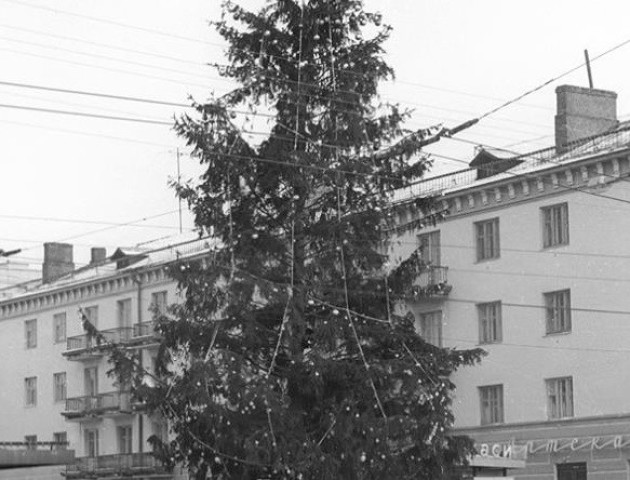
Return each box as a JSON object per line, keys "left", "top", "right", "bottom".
{"left": 89, "top": 1, "right": 485, "bottom": 479}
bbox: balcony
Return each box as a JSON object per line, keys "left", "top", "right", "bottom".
{"left": 65, "top": 453, "right": 165, "bottom": 479}
{"left": 64, "top": 324, "right": 159, "bottom": 360}
{"left": 131, "top": 321, "right": 160, "bottom": 343}
{"left": 412, "top": 265, "right": 452, "bottom": 298}
{"left": 62, "top": 392, "right": 132, "bottom": 420}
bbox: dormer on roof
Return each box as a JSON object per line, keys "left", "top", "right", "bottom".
{"left": 469, "top": 148, "right": 523, "bottom": 180}
{"left": 110, "top": 248, "right": 148, "bottom": 270}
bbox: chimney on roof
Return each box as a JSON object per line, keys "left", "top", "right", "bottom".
{"left": 42, "top": 242, "right": 74, "bottom": 284}
{"left": 555, "top": 85, "right": 618, "bottom": 153}
{"left": 90, "top": 247, "right": 107, "bottom": 265}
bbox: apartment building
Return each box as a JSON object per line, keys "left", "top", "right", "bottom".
{"left": 392, "top": 85, "right": 630, "bottom": 480}
{"left": 0, "top": 236, "right": 211, "bottom": 479}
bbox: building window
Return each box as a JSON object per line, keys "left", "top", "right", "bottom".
{"left": 53, "top": 432, "right": 67, "bottom": 450}
{"left": 545, "top": 289, "right": 571, "bottom": 334}
{"left": 117, "top": 298, "right": 132, "bottom": 328}
{"left": 475, "top": 218, "right": 500, "bottom": 261}
{"left": 53, "top": 313, "right": 66, "bottom": 344}
{"left": 479, "top": 384, "right": 504, "bottom": 425}
{"left": 542, "top": 203, "right": 569, "bottom": 248}
{"left": 84, "top": 367, "right": 98, "bottom": 396}
{"left": 83, "top": 306, "right": 98, "bottom": 328}
{"left": 25, "top": 377, "right": 37, "bottom": 407}
{"left": 53, "top": 372, "right": 67, "bottom": 403}
{"left": 84, "top": 429, "right": 99, "bottom": 457}
{"left": 418, "top": 311, "right": 442, "bottom": 347}
{"left": 478, "top": 301, "right": 502, "bottom": 344}
{"left": 151, "top": 291, "right": 168, "bottom": 315}
{"left": 117, "top": 426, "right": 133, "bottom": 454}
{"left": 24, "top": 435, "right": 37, "bottom": 450}
{"left": 25, "top": 319, "right": 37, "bottom": 349}
{"left": 557, "top": 462, "right": 586, "bottom": 480}
{"left": 417, "top": 231, "right": 441, "bottom": 266}
{"left": 547, "top": 376, "right": 573, "bottom": 419}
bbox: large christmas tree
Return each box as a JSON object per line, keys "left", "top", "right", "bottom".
{"left": 109, "top": 1, "right": 484, "bottom": 478}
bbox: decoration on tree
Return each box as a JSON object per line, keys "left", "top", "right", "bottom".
{"left": 99, "top": 1, "right": 485, "bottom": 479}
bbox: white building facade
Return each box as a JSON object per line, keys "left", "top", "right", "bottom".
{"left": 0, "top": 238, "right": 211, "bottom": 479}
{"left": 393, "top": 85, "right": 630, "bottom": 480}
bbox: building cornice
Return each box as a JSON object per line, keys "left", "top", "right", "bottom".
{"left": 0, "top": 264, "right": 170, "bottom": 320}
{"left": 394, "top": 147, "right": 630, "bottom": 223}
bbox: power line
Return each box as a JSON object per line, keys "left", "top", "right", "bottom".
{"left": 478, "top": 37, "right": 630, "bottom": 120}
{"left": 0, "top": 24, "right": 553, "bottom": 135}
{"left": 0, "top": 79, "right": 190, "bottom": 108}
{"left": 0, "top": 118, "right": 176, "bottom": 148}
{"left": 0, "top": 34, "right": 218, "bottom": 84}
{"left": 0, "top": 102, "right": 172, "bottom": 125}
{"left": 17, "top": 211, "right": 189, "bottom": 254}
{"left": 442, "top": 336, "right": 630, "bottom": 354}
{"left": 0, "top": 46, "right": 224, "bottom": 91}
{"left": 0, "top": 22, "right": 206, "bottom": 68}
{"left": 0, "top": 212, "right": 182, "bottom": 230}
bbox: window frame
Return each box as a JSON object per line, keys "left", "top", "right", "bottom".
{"left": 117, "top": 298, "right": 133, "bottom": 328}
{"left": 418, "top": 310, "right": 443, "bottom": 347}
{"left": 25, "top": 319, "right": 37, "bottom": 349}
{"left": 53, "top": 313, "right": 67, "bottom": 344}
{"left": 474, "top": 218, "right": 500, "bottom": 262}
{"left": 417, "top": 230, "right": 441, "bottom": 266}
{"left": 479, "top": 384, "right": 504, "bottom": 425}
{"left": 117, "top": 425, "right": 133, "bottom": 454}
{"left": 53, "top": 372, "right": 67, "bottom": 403}
{"left": 542, "top": 203, "right": 569, "bottom": 248}
{"left": 544, "top": 289, "right": 572, "bottom": 335}
{"left": 84, "top": 429, "right": 99, "bottom": 458}
{"left": 151, "top": 291, "right": 168, "bottom": 316}
{"left": 83, "top": 306, "right": 98, "bottom": 328}
{"left": 53, "top": 432, "right": 67, "bottom": 450}
{"left": 478, "top": 301, "right": 503, "bottom": 344}
{"left": 25, "top": 376, "right": 37, "bottom": 407}
{"left": 546, "top": 376, "right": 574, "bottom": 419}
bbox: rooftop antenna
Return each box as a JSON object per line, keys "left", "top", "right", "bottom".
{"left": 584, "top": 49, "right": 594, "bottom": 89}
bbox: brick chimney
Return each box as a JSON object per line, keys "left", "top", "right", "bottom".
{"left": 42, "top": 243, "right": 74, "bottom": 283}
{"left": 90, "top": 247, "right": 107, "bottom": 265}
{"left": 555, "top": 85, "right": 617, "bottom": 153}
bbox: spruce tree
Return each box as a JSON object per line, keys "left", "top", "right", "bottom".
{"left": 109, "top": 1, "right": 484, "bottom": 478}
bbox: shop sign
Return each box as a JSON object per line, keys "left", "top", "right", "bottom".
{"left": 478, "top": 434, "right": 630, "bottom": 459}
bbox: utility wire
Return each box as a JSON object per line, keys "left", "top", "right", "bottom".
{"left": 0, "top": 212, "right": 182, "bottom": 230}
{"left": 0, "top": 23, "right": 206, "bottom": 68}
{"left": 0, "top": 102, "right": 172, "bottom": 125}
{"left": 478, "top": 37, "right": 630, "bottom": 120}
{"left": 0, "top": 23, "right": 552, "bottom": 134}
{"left": 0, "top": 46, "right": 220, "bottom": 91}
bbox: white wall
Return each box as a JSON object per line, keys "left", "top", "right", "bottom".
{"left": 394, "top": 179, "right": 630, "bottom": 427}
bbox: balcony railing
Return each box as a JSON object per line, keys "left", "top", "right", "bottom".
{"left": 413, "top": 265, "right": 452, "bottom": 298}
{"left": 64, "top": 324, "right": 158, "bottom": 358}
{"left": 132, "top": 321, "right": 157, "bottom": 339}
{"left": 62, "top": 391, "right": 131, "bottom": 419}
{"left": 65, "top": 327, "right": 133, "bottom": 354}
{"left": 65, "top": 453, "right": 164, "bottom": 479}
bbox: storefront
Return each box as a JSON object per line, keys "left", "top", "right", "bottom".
{"left": 454, "top": 415, "right": 630, "bottom": 480}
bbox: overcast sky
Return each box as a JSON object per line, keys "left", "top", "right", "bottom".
{"left": 1, "top": 0, "right": 629, "bottom": 267}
